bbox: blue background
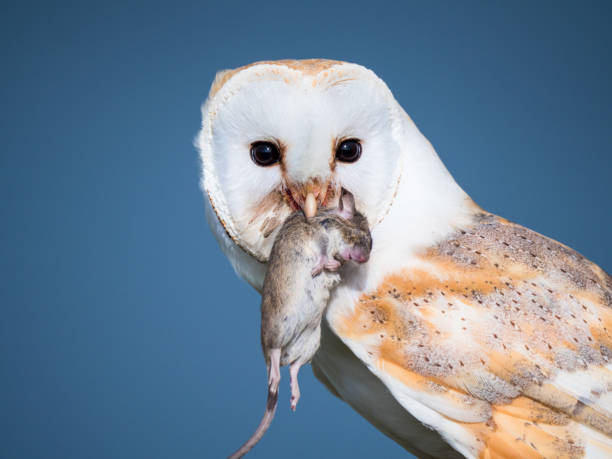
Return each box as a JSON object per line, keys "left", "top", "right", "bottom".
{"left": 1, "top": 1, "right": 610, "bottom": 458}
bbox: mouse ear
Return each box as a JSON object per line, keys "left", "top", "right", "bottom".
{"left": 335, "top": 188, "right": 355, "bottom": 220}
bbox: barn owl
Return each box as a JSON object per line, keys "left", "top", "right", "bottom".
{"left": 197, "top": 59, "right": 612, "bottom": 458}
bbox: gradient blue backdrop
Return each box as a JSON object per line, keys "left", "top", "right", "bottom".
{"left": 1, "top": 1, "right": 610, "bottom": 458}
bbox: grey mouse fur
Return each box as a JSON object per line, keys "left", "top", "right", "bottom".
{"left": 228, "top": 190, "right": 372, "bottom": 458}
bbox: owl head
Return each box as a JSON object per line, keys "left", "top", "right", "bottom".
{"left": 197, "top": 59, "right": 470, "bottom": 287}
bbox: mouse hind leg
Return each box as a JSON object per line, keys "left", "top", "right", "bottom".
{"left": 268, "top": 348, "right": 281, "bottom": 395}
{"left": 289, "top": 361, "right": 301, "bottom": 411}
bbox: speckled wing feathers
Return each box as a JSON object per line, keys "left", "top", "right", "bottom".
{"left": 330, "top": 213, "right": 612, "bottom": 458}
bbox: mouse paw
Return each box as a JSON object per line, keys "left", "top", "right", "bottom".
{"left": 290, "top": 393, "right": 300, "bottom": 411}
{"left": 324, "top": 259, "right": 342, "bottom": 272}
{"left": 311, "top": 266, "right": 323, "bottom": 277}
{"left": 311, "top": 257, "right": 326, "bottom": 277}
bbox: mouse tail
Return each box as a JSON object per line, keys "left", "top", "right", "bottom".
{"left": 227, "top": 386, "right": 278, "bottom": 459}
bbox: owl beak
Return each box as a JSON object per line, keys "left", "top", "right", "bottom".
{"left": 283, "top": 179, "right": 335, "bottom": 218}
{"left": 304, "top": 193, "right": 317, "bottom": 218}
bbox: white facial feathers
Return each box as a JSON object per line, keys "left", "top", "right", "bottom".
{"left": 197, "top": 60, "right": 472, "bottom": 270}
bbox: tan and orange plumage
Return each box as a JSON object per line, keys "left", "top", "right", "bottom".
{"left": 197, "top": 59, "right": 612, "bottom": 457}
{"left": 328, "top": 212, "right": 612, "bottom": 458}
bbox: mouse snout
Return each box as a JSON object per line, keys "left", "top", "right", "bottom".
{"left": 351, "top": 246, "right": 370, "bottom": 264}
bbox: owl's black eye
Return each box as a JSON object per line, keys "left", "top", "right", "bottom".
{"left": 336, "top": 139, "right": 362, "bottom": 163}
{"left": 250, "top": 141, "right": 280, "bottom": 166}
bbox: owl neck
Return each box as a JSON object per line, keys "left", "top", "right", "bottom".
{"left": 361, "top": 113, "right": 480, "bottom": 288}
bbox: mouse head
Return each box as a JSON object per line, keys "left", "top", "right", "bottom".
{"left": 338, "top": 222, "right": 372, "bottom": 264}
{"left": 330, "top": 189, "right": 372, "bottom": 264}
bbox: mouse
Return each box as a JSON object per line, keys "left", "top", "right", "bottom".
{"left": 228, "top": 190, "right": 372, "bottom": 459}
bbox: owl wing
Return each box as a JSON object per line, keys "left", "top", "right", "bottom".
{"left": 325, "top": 213, "right": 612, "bottom": 458}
